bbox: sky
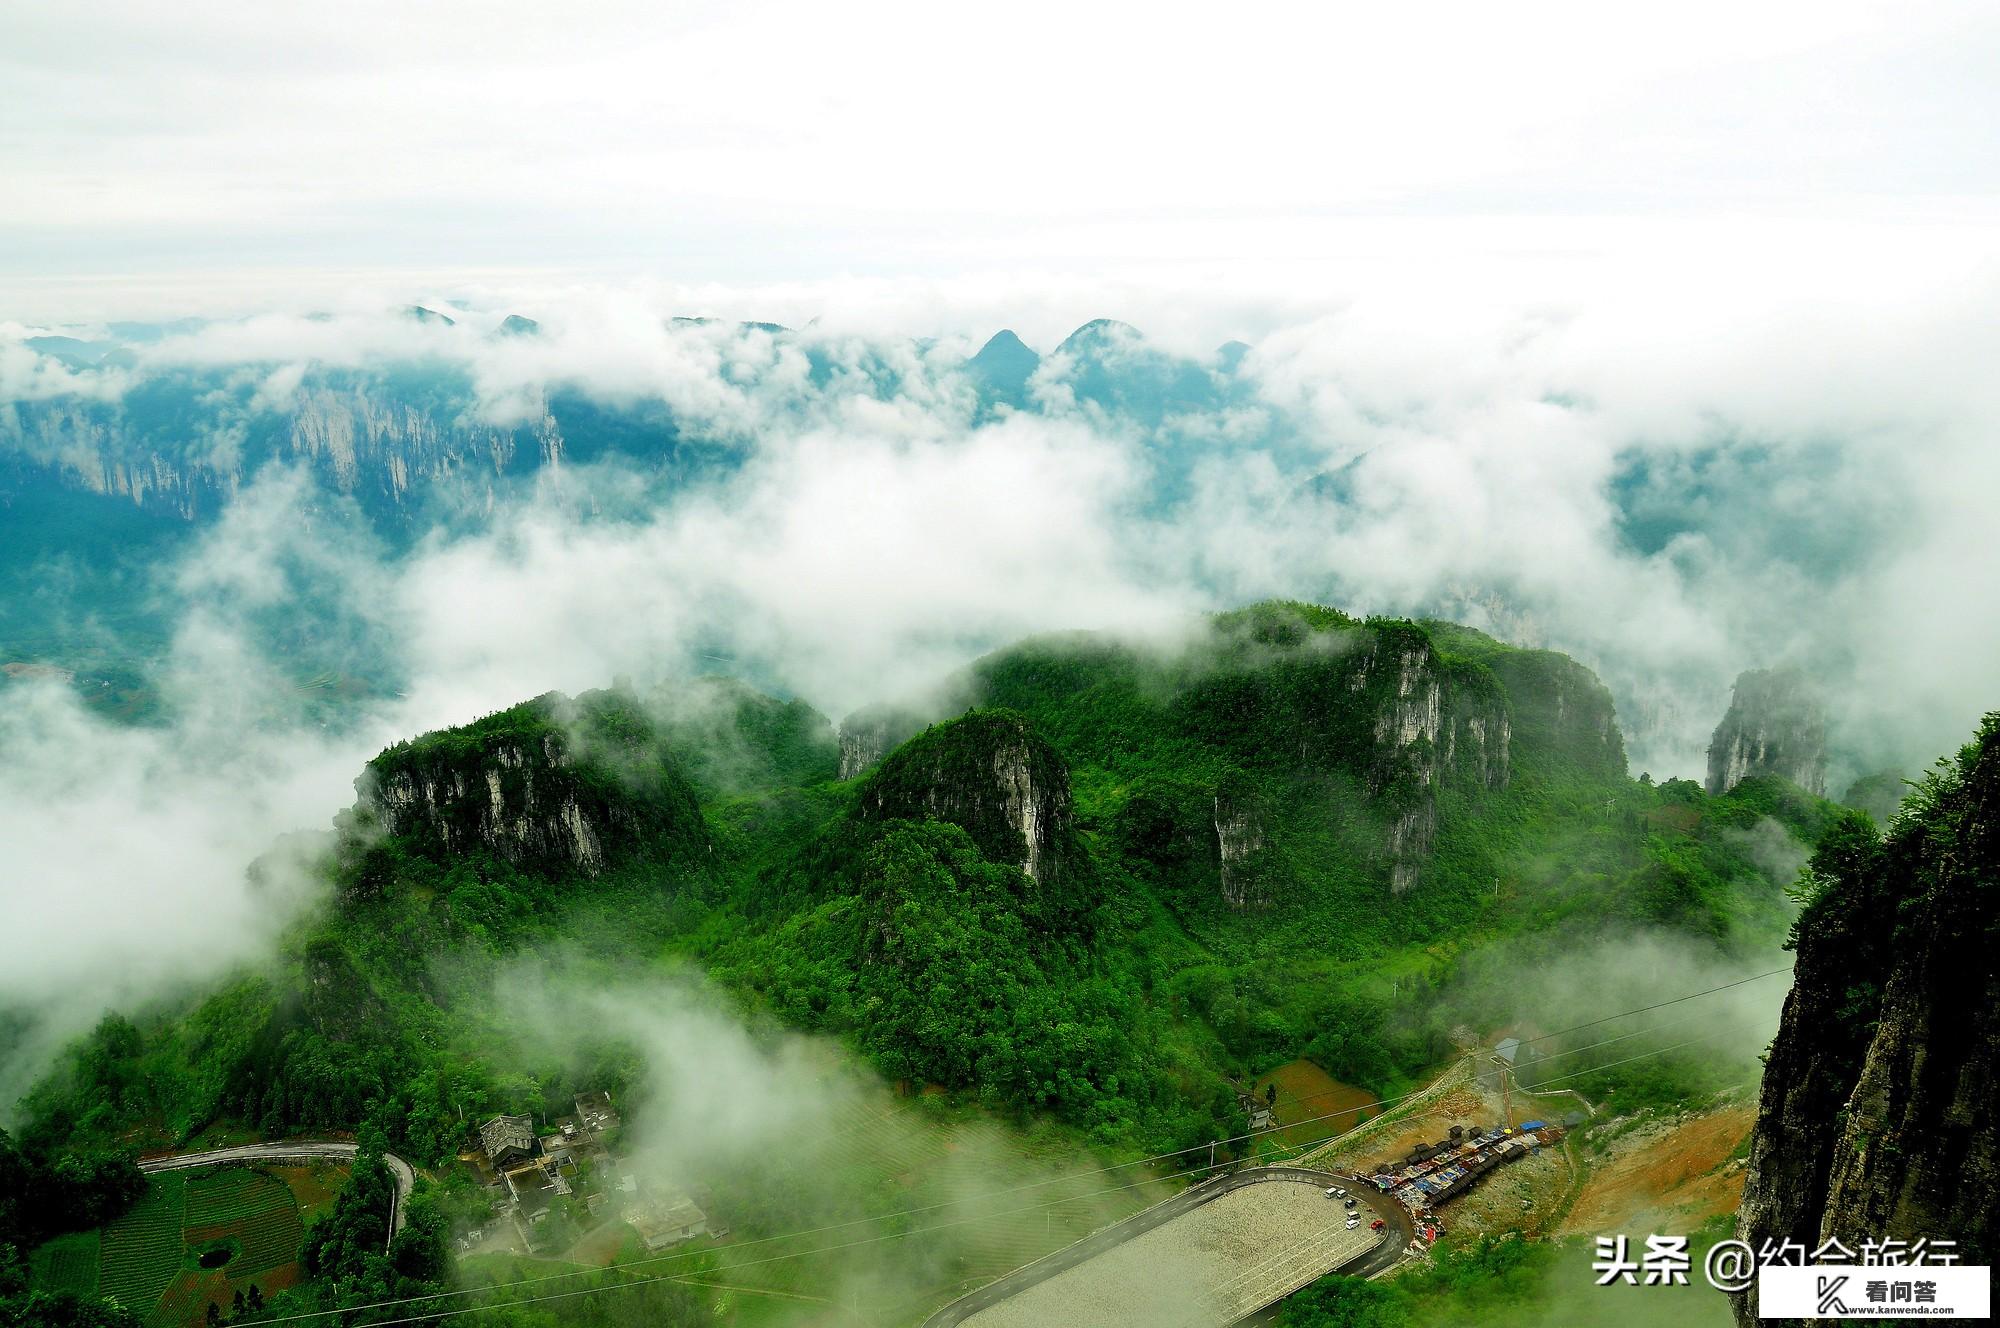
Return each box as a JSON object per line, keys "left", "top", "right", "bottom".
{"left": 3, "top": 0, "right": 1998, "bottom": 318}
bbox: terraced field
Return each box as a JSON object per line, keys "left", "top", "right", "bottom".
{"left": 97, "top": 1173, "right": 188, "bottom": 1315}
{"left": 30, "top": 1162, "right": 343, "bottom": 1328}
{"left": 30, "top": 1231, "right": 100, "bottom": 1297}
{"left": 184, "top": 1167, "right": 304, "bottom": 1276}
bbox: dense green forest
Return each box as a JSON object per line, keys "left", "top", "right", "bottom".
{"left": 4, "top": 602, "right": 1862, "bottom": 1324}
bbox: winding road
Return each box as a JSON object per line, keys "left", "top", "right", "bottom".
{"left": 138, "top": 1141, "right": 415, "bottom": 1247}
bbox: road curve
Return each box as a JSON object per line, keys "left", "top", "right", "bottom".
{"left": 925, "top": 1164, "right": 1411, "bottom": 1328}
{"left": 139, "top": 1141, "right": 415, "bottom": 1247}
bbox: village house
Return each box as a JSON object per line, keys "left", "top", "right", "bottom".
{"left": 629, "top": 1184, "right": 709, "bottom": 1251}
{"left": 465, "top": 1093, "right": 713, "bottom": 1256}
{"left": 478, "top": 1113, "right": 540, "bottom": 1168}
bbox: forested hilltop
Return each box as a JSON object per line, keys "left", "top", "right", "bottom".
{"left": 4, "top": 602, "right": 1849, "bottom": 1325}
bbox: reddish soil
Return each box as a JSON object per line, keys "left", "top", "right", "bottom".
{"left": 1560, "top": 1105, "right": 1756, "bottom": 1235}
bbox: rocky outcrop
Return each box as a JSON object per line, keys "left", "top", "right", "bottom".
{"left": 1733, "top": 715, "right": 2000, "bottom": 1323}
{"left": 1706, "top": 668, "right": 1828, "bottom": 796}
{"left": 837, "top": 705, "right": 928, "bottom": 780}
{"left": 1, "top": 366, "right": 568, "bottom": 525}
{"left": 1212, "top": 776, "right": 1271, "bottom": 910}
{"left": 857, "top": 710, "right": 1081, "bottom": 896}
{"left": 365, "top": 729, "right": 609, "bottom": 871}
{"left": 1484, "top": 648, "right": 1625, "bottom": 783}
{"left": 354, "top": 691, "right": 706, "bottom": 880}
{"left": 1349, "top": 630, "right": 1513, "bottom": 893}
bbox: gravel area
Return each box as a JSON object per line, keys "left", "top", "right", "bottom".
{"left": 960, "top": 1179, "right": 1375, "bottom": 1328}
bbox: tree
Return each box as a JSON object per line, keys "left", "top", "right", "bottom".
{"left": 246, "top": 1284, "right": 263, "bottom": 1312}
{"left": 231, "top": 1289, "right": 245, "bottom": 1317}
{"left": 205, "top": 1304, "right": 221, "bottom": 1327}
{"left": 1264, "top": 1083, "right": 1278, "bottom": 1108}
{"left": 0, "top": 1292, "right": 143, "bottom": 1328}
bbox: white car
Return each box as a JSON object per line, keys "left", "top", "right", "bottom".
{"left": 1345, "top": 1217, "right": 1361, "bottom": 1229}
{"left": 1325, "top": 1186, "right": 1340, "bottom": 1197}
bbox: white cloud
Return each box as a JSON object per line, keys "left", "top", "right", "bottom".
{"left": 3, "top": 0, "right": 1998, "bottom": 311}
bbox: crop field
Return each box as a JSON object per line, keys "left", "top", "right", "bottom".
{"left": 1253, "top": 1060, "right": 1378, "bottom": 1151}
{"left": 96, "top": 1172, "right": 188, "bottom": 1315}
{"left": 30, "top": 1162, "right": 345, "bottom": 1328}
{"left": 184, "top": 1167, "right": 305, "bottom": 1276}
{"left": 270, "top": 1163, "right": 349, "bottom": 1223}
{"left": 30, "top": 1231, "right": 100, "bottom": 1297}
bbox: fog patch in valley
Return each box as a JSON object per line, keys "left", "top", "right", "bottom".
{"left": 464, "top": 958, "right": 1175, "bottom": 1324}
{"left": 4, "top": 274, "right": 1996, "bottom": 1124}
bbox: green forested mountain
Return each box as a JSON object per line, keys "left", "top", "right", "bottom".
{"left": 4, "top": 601, "right": 1847, "bottom": 1325}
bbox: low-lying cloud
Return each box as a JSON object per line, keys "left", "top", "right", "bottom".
{"left": 2, "top": 273, "right": 1996, "bottom": 1111}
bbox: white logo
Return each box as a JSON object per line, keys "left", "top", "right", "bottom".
{"left": 1760, "top": 1265, "right": 1991, "bottom": 1318}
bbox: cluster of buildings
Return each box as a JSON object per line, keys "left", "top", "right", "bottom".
{"left": 462, "top": 1092, "right": 712, "bottom": 1254}
{"left": 1364, "top": 1120, "right": 1566, "bottom": 1242}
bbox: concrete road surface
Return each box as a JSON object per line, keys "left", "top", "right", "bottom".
{"left": 140, "top": 1141, "right": 415, "bottom": 1246}
{"left": 932, "top": 1166, "right": 1405, "bottom": 1328}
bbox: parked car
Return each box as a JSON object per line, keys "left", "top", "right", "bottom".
{"left": 1344, "top": 1198, "right": 1358, "bottom": 1209}
{"left": 1346, "top": 1218, "right": 1361, "bottom": 1229}
{"left": 1325, "top": 1186, "right": 1340, "bottom": 1197}
{"left": 1371, "top": 1219, "right": 1386, "bottom": 1230}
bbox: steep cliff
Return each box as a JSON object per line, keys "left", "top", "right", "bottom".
{"left": 0, "top": 368, "right": 569, "bottom": 526}
{"left": 1733, "top": 714, "right": 2000, "bottom": 1323}
{"left": 836, "top": 704, "right": 929, "bottom": 780}
{"left": 1212, "top": 770, "right": 1272, "bottom": 910}
{"left": 955, "top": 607, "right": 1596, "bottom": 905}
{"left": 1707, "top": 668, "right": 1829, "bottom": 796}
{"left": 353, "top": 689, "right": 708, "bottom": 880}
{"left": 1347, "top": 626, "right": 1515, "bottom": 892}
{"left": 856, "top": 709, "right": 1085, "bottom": 903}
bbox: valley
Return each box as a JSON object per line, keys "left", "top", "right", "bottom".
{"left": 3, "top": 600, "right": 1853, "bottom": 1326}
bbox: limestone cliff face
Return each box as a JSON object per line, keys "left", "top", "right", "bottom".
{"left": 1707, "top": 668, "right": 1829, "bottom": 796}
{"left": 1484, "top": 648, "right": 1625, "bottom": 783}
{"left": 0, "top": 398, "right": 224, "bottom": 518}
{"left": 2, "top": 372, "right": 566, "bottom": 524}
{"left": 287, "top": 383, "right": 563, "bottom": 502}
{"left": 364, "top": 730, "right": 610, "bottom": 871}
{"left": 353, "top": 691, "right": 706, "bottom": 881}
{"left": 836, "top": 705, "right": 927, "bottom": 780}
{"left": 1733, "top": 716, "right": 2000, "bottom": 1323}
{"left": 1212, "top": 776, "right": 1271, "bottom": 910}
{"left": 857, "top": 710, "right": 1081, "bottom": 897}
{"left": 1348, "top": 631, "right": 1512, "bottom": 893}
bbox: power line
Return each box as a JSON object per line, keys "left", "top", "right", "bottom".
{"left": 1255, "top": 965, "right": 1791, "bottom": 1118}
{"left": 1510, "top": 966, "right": 1791, "bottom": 1050}
{"left": 250, "top": 1000, "right": 1778, "bottom": 1326}
{"left": 280, "top": 1017, "right": 1774, "bottom": 1327}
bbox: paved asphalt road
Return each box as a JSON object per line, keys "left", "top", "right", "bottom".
{"left": 139, "top": 1141, "right": 415, "bottom": 1245}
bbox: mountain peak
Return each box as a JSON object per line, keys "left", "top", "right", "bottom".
{"left": 1055, "top": 318, "right": 1142, "bottom": 356}
{"left": 965, "top": 329, "right": 1042, "bottom": 408}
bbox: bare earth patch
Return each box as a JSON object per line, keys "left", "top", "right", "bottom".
{"left": 1558, "top": 1104, "right": 1755, "bottom": 1236}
